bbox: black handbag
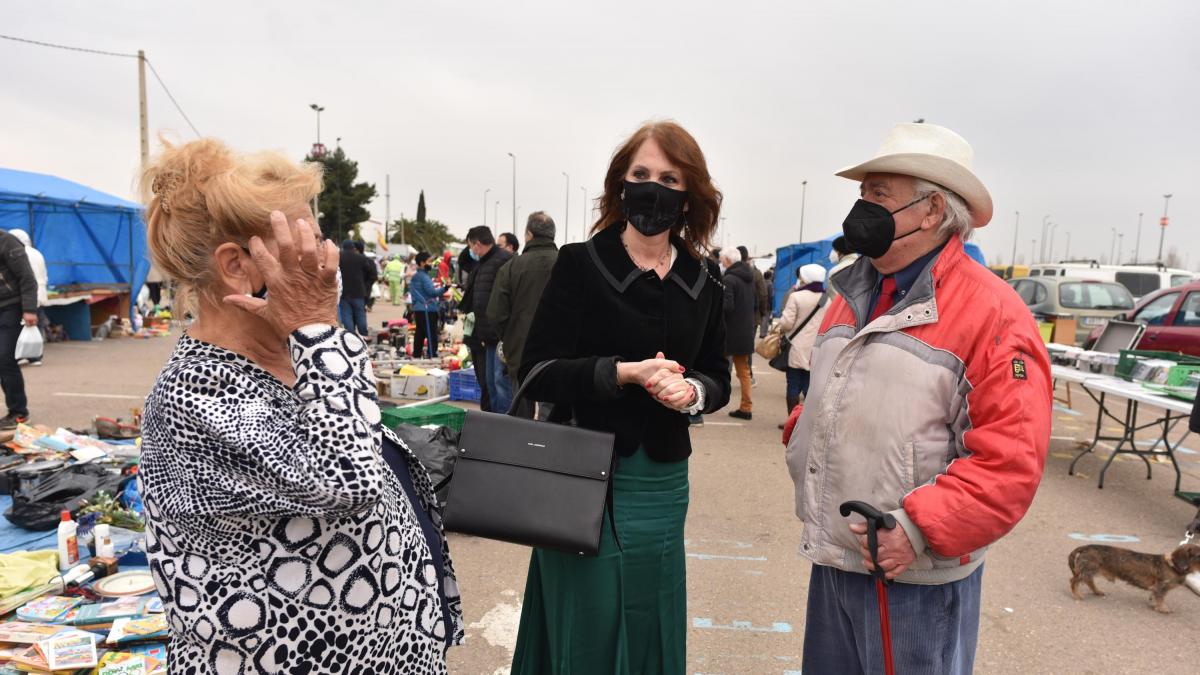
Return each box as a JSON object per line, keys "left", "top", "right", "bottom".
{"left": 439, "top": 361, "right": 616, "bottom": 556}
{"left": 769, "top": 292, "right": 828, "bottom": 372}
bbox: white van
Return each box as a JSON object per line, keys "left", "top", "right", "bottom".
{"left": 1029, "top": 261, "right": 1194, "bottom": 299}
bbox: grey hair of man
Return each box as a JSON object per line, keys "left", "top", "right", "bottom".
{"left": 911, "top": 177, "right": 974, "bottom": 242}
{"left": 525, "top": 211, "right": 556, "bottom": 240}
{"left": 719, "top": 248, "right": 741, "bottom": 267}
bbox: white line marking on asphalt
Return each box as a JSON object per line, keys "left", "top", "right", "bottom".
{"left": 53, "top": 392, "right": 144, "bottom": 400}
{"left": 1068, "top": 532, "right": 1140, "bottom": 543}
{"left": 702, "top": 422, "right": 746, "bottom": 427}
{"left": 692, "top": 617, "right": 793, "bottom": 633}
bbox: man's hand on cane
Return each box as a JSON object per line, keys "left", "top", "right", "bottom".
{"left": 850, "top": 522, "right": 916, "bottom": 580}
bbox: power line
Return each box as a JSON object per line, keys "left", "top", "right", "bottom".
{"left": 143, "top": 58, "right": 201, "bottom": 137}
{"left": 0, "top": 33, "right": 136, "bottom": 58}
{"left": 0, "top": 33, "right": 201, "bottom": 137}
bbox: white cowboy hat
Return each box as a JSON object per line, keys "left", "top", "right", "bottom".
{"left": 836, "top": 122, "right": 993, "bottom": 227}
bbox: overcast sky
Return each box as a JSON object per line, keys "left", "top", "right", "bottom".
{"left": 5, "top": 1, "right": 1198, "bottom": 268}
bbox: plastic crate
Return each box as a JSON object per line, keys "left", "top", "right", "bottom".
{"left": 1167, "top": 364, "right": 1200, "bottom": 387}
{"left": 381, "top": 403, "right": 466, "bottom": 432}
{"left": 448, "top": 368, "right": 482, "bottom": 403}
{"left": 1115, "top": 350, "right": 1200, "bottom": 381}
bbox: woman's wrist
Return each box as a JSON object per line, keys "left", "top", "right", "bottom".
{"left": 616, "top": 361, "right": 634, "bottom": 386}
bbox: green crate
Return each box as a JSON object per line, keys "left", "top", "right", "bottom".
{"left": 1166, "top": 364, "right": 1200, "bottom": 387}
{"left": 1115, "top": 350, "right": 1200, "bottom": 381}
{"left": 381, "top": 403, "right": 466, "bottom": 432}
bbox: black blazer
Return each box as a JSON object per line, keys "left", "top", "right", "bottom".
{"left": 518, "top": 223, "right": 731, "bottom": 462}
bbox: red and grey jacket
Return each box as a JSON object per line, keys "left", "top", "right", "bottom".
{"left": 785, "top": 237, "right": 1051, "bottom": 584}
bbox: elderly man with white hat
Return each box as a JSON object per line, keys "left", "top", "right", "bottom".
{"left": 784, "top": 123, "right": 1051, "bottom": 673}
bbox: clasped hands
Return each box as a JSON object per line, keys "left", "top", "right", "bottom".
{"left": 616, "top": 352, "right": 697, "bottom": 412}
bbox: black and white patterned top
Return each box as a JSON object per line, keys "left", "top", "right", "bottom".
{"left": 139, "top": 325, "right": 463, "bottom": 674}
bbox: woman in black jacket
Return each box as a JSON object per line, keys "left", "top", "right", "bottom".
{"left": 510, "top": 121, "right": 730, "bottom": 675}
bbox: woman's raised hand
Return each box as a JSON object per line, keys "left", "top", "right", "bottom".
{"left": 223, "top": 211, "right": 340, "bottom": 339}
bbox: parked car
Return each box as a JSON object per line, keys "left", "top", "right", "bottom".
{"left": 1029, "top": 261, "right": 1193, "bottom": 299}
{"left": 1008, "top": 277, "right": 1135, "bottom": 345}
{"left": 1083, "top": 280, "right": 1200, "bottom": 356}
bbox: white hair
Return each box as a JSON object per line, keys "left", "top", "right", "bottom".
{"left": 911, "top": 178, "right": 974, "bottom": 242}
{"left": 720, "top": 249, "right": 741, "bottom": 266}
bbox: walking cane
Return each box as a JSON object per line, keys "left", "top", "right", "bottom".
{"left": 840, "top": 500, "right": 897, "bottom": 675}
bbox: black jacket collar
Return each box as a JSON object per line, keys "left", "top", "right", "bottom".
{"left": 586, "top": 224, "right": 707, "bottom": 300}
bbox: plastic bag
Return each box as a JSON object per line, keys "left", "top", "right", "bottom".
{"left": 384, "top": 424, "right": 460, "bottom": 503}
{"left": 15, "top": 325, "right": 43, "bottom": 361}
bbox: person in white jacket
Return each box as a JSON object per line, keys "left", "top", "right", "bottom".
{"left": 776, "top": 264, "right": 827, "bottom": 428}
{"left": 8, "top": 229, "right": 47, "bottom": 365}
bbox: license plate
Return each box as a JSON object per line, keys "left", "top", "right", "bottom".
{"left": 1081, "top": 317, "right": 1106, "bottom": 326}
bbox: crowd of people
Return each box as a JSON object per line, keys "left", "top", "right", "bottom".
{"left": 128, "top": 119, "right": 1058, "bottom": 674}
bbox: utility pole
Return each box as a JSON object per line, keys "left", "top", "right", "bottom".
{"left": 1157, "top": 194, "right": 1172, "bottom": 263}
{"left": 385, "top": 174, "right": 391, "bottom": 244}
{"left": 1109, "top": 228, "right": 1116, "bottom": 265}
{"left": 483, "top": 188, "right": 490, "bottom": 227}
{"left": 137, "top": 50, "right": 149, "bottom": 170}
{"left": 562, "top": 172, "right": 570, "bottom": 244}
{"left": 1048, "top": 223, "right": 1057, "bottom": 263}
{"left": 1117, "top": 233, "right": 1124, "bottom": 264}
{"left": 494, "top": 201, "right": 500, "bottom": 230}
{"left": 799, "top": 180, "right": 808, "bottom": 242}
{"left": 507, "top": 153, "right": 517, "bottom": 235}
{"left": 1134, "top": 212, "right": 1143, "bottom": 263}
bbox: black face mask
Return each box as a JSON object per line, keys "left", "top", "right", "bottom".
{"left": 622, "top": 180, "right": 688, "bottom": 237}
{"left": 840, "top": 195, "right": 931, "bottom": 258}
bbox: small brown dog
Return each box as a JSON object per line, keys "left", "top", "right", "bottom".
{"left": 1069, "top": 543, "right": 1200, "bottom": 613}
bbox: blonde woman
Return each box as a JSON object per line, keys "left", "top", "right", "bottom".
{"left": 137, "top": 139, "right": 461, "bottom": 674}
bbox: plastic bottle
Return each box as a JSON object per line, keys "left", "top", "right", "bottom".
{"left": 57, "top": 511, "right": 79, "bottom": 572}
{"left": 94, "top": 523, "right": 114, "bottom": 558}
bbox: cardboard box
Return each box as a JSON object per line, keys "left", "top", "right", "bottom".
{"left": 390, "top": 372, "right": 449, "bottom": 400}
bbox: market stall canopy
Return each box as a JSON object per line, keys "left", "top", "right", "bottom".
{"left": 772, "top": 235, "right": 986, "bottom": 314}
{"left": 0, "top": 168, "right": 149, "bottom": 321}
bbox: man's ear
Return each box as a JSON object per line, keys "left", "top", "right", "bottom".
{"left": 922, "top": 192, "right": 945, "bottom": 231}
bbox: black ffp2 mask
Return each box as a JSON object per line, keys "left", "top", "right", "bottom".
{"left": 622, "top": 180, "right": 688, "bottom": 237}
{"left": 840, "top": 195, "right": 930, "bottom": 258}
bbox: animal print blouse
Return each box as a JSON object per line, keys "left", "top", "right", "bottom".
{"left": 139, "top": 326, "right": 463, "bottom": 674}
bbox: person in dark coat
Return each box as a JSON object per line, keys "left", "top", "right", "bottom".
{"left": 459, "top": 226, "right": 513, "bottom": 412}
{"left": 338, "top": 239, "right": 377, "bottom": 336}
{"left": 487, "top": 212, "right": 559, "bottom": 418}
{"left": 0, "top": 230, "right": 37, "bottom": 429}
{"left": 721, "top": 248, "right": 757, "bottom": 419}
{"left": 511, "top": 121, "right": 730, "bottom": 674}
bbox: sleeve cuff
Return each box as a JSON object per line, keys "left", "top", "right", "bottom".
{"left": 680, "top": 378, "right": 705, "bottom": 415}
{"left": 592, "top": 357, "right": 623, "bottom": 400}
{"left": 889, "top": 507, "right": 928, "bottom": 557}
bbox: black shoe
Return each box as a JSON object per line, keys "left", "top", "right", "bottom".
{"left": 728, "top": 410, "right": 752, "bottom": 420}
{"left": 0, "top": 413, "right": 28, "bottom": 430}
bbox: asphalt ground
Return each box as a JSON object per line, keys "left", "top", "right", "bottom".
{"left": 20, "top": 302, "right": 1200, "bottom": 674}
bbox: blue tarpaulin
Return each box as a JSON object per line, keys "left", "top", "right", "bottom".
{"left": 0, "top": 168, "right": 149, "bottom": 324}
{"left": 772, "top": 236, "right": 987, "bottom": 314}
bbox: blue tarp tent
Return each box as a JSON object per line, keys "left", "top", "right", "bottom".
{"left": 772, "top": 236, "right": 987, "bottom": 314}
{"left": 0, "top": 168, "right": 149, "bottom": 324}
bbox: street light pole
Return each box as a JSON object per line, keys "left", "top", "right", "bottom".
{"left": 507, "top": 153, "right": 517, "bottom": 235}
{"left": 1117, "top": 233, "right": 1124, "bottom": 264}
{"left": 799, "top": 180, "right": 808, "bottom": 242}
{"left": 494, "top": 201, "right": 500, "bottom": 230}
{"left": 308, "top": 103, "right": 325, "bottom": 222}
{"left": 1064, "top": 231, "right": 1071, "bottom": 260}
{"left": 1030, "top": 239, "right": 1037, "bottom": 265}
{"left": 1040, "top": 214, "right": 1049, "bottom": 262}
{"left": 1010, "top": 211, "right": 1019, "bottom": 266}
{"left": 483, "top": 188, "right": 490, "bottom": 227}
{"left": 562, "top": 172, "right": 570, "bottom": 245}
{"left": 1134, "top": 212, "right": 1143, "bottom": 264}
{"left": 1048, "top": 223, "right": 1058, "bottom": 263}
{"left": 1109, "top": 228, "right": 1117, "bottom": 265}
{"left": 1157, "top": 194, "right": 1172, "bottom": 263}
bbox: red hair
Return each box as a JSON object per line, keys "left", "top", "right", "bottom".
{"left": 593, "top": 121, "right": 722, "bottom": 257}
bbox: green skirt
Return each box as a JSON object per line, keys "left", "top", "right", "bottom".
{"left": 511, "top": 448, "right": 689, "bottom": 675}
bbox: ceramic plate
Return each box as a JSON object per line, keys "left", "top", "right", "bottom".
{"left": 93, "top": 571, "right": 156, "bottom": 597}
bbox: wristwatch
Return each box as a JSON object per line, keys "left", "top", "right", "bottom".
{"left": 680, "top": 377, "right": 705, "bottom": 415}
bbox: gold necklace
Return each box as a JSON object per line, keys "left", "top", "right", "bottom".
{"left": 622, "top": 235, "right": 671, "bottom": 271}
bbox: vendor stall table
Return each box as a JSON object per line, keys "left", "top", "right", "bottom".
{"left": 1053, "top": 365, "right": 1197, "bottom": 505}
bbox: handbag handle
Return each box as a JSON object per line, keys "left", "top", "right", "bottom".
{"left": 504, "top": 359, "right": 557, "bottom": 416}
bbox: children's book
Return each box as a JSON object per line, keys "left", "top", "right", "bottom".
{"left": 16, "top": 596, "right": 83, "bottom": 623}
{"left": 0, "top": 622, "right": 70, "bottom": 644}
{"left": 36, "top": 630, "right": 97, "bottom": 671}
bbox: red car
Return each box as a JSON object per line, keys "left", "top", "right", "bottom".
{"left": 1084, "top": 280, "right": 1200, "bottom": 356}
